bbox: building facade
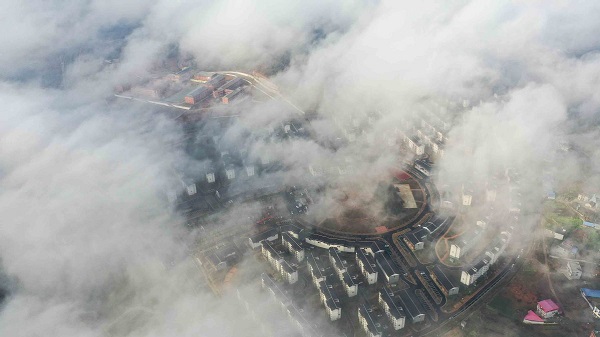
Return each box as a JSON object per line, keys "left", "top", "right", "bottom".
{"left": 356, "top": 248, "right": 378, "bottom": 284}
{"left": 248, "top": 229, "right": 278, "bottom": 249}
{"left": 403, "top": 233, "right": 424, "bottom": 251}
{"left": 330, "top": 248, "right": 358, "bottom": 297}
{"left": 431, "top": 265, "right": 459, "bottom": 296}
{"left": 358, "top": 304, "right": 382, "bottom": 337}
{"left": 536, "top": 299, "right": 560, "bottom": 318}
{"left": 307, "top": 252, "right": 327, "bottom": 287}
{"left": 375, "top": 251, "right": 400, "bottom": 284}
{"left": 379, "top": 288, "right": 406, "bottom": 330}
{"left": 261, "top": 241, "right": 298, "bottom": 284}
{"left": 460, "top": 257, "right": 490, "bottom": 286}
{"left": 318, "top": 281, "right": 342, "bottom": 321}
{"left": 282, "top": 232, "right": 305, "bottom": 262}
{"left": 398, "top": 289, "right": 426, "bottom": 323}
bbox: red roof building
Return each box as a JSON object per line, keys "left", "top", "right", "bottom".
{"left": 523, "top": 310, "right": 544, "bottom": 324}
{"left": 536, "top": 299, "right": 560, "bottom": 318}
{"left": 394, "top": 171, "right": 411, "bottom": 181}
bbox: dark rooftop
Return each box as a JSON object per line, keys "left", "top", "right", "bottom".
{"left": 282, "top": 232, "right": 303, "bottom": 251}
{"left": 405, "top": 232, "right": 422, "bottom": 246}
{"left": 319, "top": 281, "right": 341, "bottom": 310}
{"left": 375, "top": 252, "right": 400, "bottom": 278}
{"left": 466, "top": 256, "right": 490, "bottom": 275}
{"left": 342, "top": 271, "right": 356, "bottom": 288}
{"left": 307, "top": 252, "right": 328, "bottom": 280}
{"left": 185, "top": 85, "right": 212, "bottom": 97}
{"left": 249, "top": 229, "right": 278, "bottom": 244}
{"left": 380, "top": 287, "right": 405, "bottom": 319}
{"left": 433, "top": 265, "right": 457, "bottom": 291}
{"left": 262, "top": 241, "right": 283, "bottom": 261}
{"left": 398, "top": 289, "right": 425, "bottom": 320}
{"left": 281, "top": 260, "right": 297, "bottom": 274}
{"left": 357, "top": 248, "right": 377, "bottom": 274}
{"left": 359, "top": 304, "right": 381, "bottom": 335}
{"left": 329, "top": 248, "right": 346, "bottom": 271}
{"left": 207, "top": 245, "right": 237, "bottom": 266}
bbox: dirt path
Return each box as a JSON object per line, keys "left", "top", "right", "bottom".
{"left": 435, "top": 236, "right": 450, "bottom": 263}
{"left": 442, "top": 238, "right": 449, "bottom": 261}
{"left": 540, "top": 220, "right": 564, "bottom": 316}
{"left": 435, "top": 215, "right": 464, "bottom": 267}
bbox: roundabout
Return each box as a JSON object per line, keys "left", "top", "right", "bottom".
{"left": 310, "top": 169, "right": 437, "bottom": 238}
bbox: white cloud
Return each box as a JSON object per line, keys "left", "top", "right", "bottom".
{"left": 2, "top": 0, "right": 600, "bottom": 336}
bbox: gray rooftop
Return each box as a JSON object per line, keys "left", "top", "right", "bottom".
{"left": 398, "top": 289, "right": 425, "bottom": 320}
{"left": 357, "top": 248, "right": 377, "bottom": 274}
{"left": 359, "top": 304, "right": 381, "bottom": 335}
{"left": 319, "top": 281, "right": 341, "bottom": 310}
{"left": 375, "top": 251, "right": 400, "bottom": 278}
{"left": 329, "top": 248, "right": 346, "bottom": 271}
{"left": 249, "top": 229, "right": 278, "bottom": 244}
{"left": 380, "top": 288, "right": 405, "bottom": 319}
{"left": 282, "top": 232, "right": 303, "bottom": 252}
{"left": 433, "top": 265, "right": 457, "bottom": 291}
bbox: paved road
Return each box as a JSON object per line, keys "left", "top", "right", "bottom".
{"left": 290, "top": 170, "right": 456, "bottom": 332}
{"left": 181, "top": 115, "right": 519, "bottom": 335}
{"left": 289, "top": 168, "right": 526, "bottom": 336}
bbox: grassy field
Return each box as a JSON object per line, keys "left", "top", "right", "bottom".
{"left": 543, "top": 200, "right": 582, "bottom": 233}
{"left": 520, "top": 260, "right": 536, "bottom": 276}
{"left": 543, "top": 200, "right": 600, "bottom": 251}
{"left": 487, "top": 294, "right": 515, "bottom": 319}
{"left": 550, "top": 215, "right": 582, "bottom": 228}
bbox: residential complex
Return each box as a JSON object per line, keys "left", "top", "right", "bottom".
{"left": 356, "top": 248, "right": 378, "bottom": 284}
{"left": 358, "top": 303, "right": 382, "bottom": 337}
{"left": 379, "top": 287, "right": 406, "bottom": 330}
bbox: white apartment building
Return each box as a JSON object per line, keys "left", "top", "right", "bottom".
{"left": 356, "top": 248, "right": 378, "bottom": 284}
{"left": 282, "top": 232, "right": 305, "bottom": 262}
{"left": 460, "top": 257, "right": 490, "bottom": 286}
{"left": 379, "top": 288, "right": 406, "bottom": 330}
{"left": 358, "top": 304, "right": 382, "bottom": 337}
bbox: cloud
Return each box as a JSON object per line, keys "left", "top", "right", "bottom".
{"left": 1, "top": 0, "right": 600, "bottom": 336}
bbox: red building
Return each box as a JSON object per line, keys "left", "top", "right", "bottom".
{"left": 222, "top": 87, "right": 245, "bottom": 104}
{"left": 536, "top": 299, "right": 560, "bottom": 318}
{"left": 522, "top": 310, "right": 544, "bottom": 324}
{"left": 204, "top": 74, "right": 227, "bottom": 90}
{"left": 193, "top": 72, "right": 214, "bottom": 82}
{"left": 213, "top": 77, "right": 246, "bottom": 98}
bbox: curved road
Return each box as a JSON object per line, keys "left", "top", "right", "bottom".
{"left": 291, "top": 168, "right": 521, "bottom": 336}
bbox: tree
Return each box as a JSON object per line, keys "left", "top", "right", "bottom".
{"left": 385, "top": 184, "right": 404, "bottom": 215}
